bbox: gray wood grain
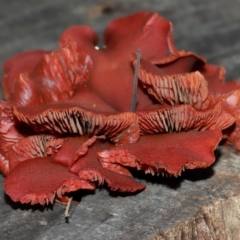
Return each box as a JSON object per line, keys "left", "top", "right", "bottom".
{"left": 1, "top": 1, "right": 240, "bottom": 239}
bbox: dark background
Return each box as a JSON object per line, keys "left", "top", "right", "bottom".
{"left": 1, "top": 1, "right": 240, "bottom": 239}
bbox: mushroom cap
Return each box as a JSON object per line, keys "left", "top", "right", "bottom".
{"left": 1, "top": 12, "right": 240, "bottom": 206}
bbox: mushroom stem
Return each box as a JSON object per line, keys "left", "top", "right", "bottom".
{"left": 64, "top": 197, "right": 73, "bottom": 219}
{"left": 130, "top": 49, "right": 141, "bottom": 112}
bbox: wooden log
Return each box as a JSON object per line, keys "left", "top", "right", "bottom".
{"left": 1, "top": 1, "right": 240, "bottom": 239}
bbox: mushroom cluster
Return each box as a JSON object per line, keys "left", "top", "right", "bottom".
{"left": 1, "top": 12, "right": 240, "bottom": 205}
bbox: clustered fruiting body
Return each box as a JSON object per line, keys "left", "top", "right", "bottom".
{"left": 1, "top": 12, "right": 240, "bottom": 205}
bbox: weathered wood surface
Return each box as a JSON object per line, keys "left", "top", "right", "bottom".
{"left": 1, "top": 1, "right": 240, "bottom": 239}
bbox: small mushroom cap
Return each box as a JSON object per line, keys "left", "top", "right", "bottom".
{"left": 4, "top": 157, "right": 95, "bottom": 205}
{"left": 98, "top": 130, "right": 222, "bottom": 177}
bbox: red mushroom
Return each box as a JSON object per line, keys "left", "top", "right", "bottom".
{"left": 0, "top": 12, "right": 239, "bottom": 206}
